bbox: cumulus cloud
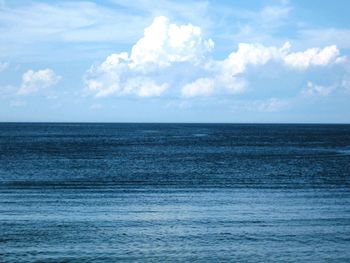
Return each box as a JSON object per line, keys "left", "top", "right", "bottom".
{"left": 125, "top": 78, "right": 168, "bottom": 97}
{"left": 224, "top": 43, "right": 282, "bottom": 72}
{"left": 284, "top": 45, "right": 342, "bottom": 69}
{"left": 180, "top": 41, "right": 342, "bottom": 97}
{"left": 208, "top": 42, "right": 288, "bottom": 95}
{"left": 85, "top": 16, "right": 213, "bottom": 97}
{"left": 220, "top": 42, "right": 342, "bottom": 74}
{"left": 17, "top": 69, "right": 61, "bottom": 95}
{"left": 85, "top": 53, "right": 169, "bottom": 97}
{"left": 86, "top": 16, "right": 345, "bottom": 99}
{"left": 130, "top": 16, "right": 214, "bottom": 69}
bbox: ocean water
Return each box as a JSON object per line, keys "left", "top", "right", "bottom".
{"left": 0, "top": 123, "right": 350, "bottom": 262}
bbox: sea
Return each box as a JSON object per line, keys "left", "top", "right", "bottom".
{"left": 1, "top": 123, "right": 350, "bottom": 262}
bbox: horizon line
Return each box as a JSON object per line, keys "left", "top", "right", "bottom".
{"left": 0, "top": 121, "right": 350, "bottom": 125}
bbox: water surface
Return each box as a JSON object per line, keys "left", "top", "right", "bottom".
{"left": 1, "top": 123, "right": 350, "bottom": 262}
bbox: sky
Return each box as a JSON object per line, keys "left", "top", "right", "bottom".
{"left": 0, "top": 0, "right": 350, "bottom": 123}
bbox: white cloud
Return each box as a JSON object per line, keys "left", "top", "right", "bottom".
{"left": 130, "top": 16, "right": 214, "bottom": 70}
{"left": 284, "top": 45, "right": 341, "bottom": 69}
{"left": 220, "top": 42, "right": 342, "bottom": 73}
{"left": 182, "top": 78, "right": 215, "bottom": 97}
{"left": 180, "top": 42, "right": 283, "bottom": 98}
{"left": 180, "top": 41, "right": 343, "bottom": 98}
{"left": 125, "top": 78, "right": 168, "bottom": 97}
{"left": 86, "top": 16, "right": 345, "bottom": 99}
{"left": 17, "top": 69, "right": 61, "bottom": 95}
{"left": 85, "top": 53, "right": 129, "bottom": 97}
{"left": 302, "top": 81, "right": 335, "bottom": 97}
{"left": 222, "top": 43, "right": 281, "bottom": 74}
{"left": 85, "top": 52, "right": 169, "bottom": 98}
{"left": 213, "top": 42, "right": 287, "bottom": 94}
{"left": 85, "top": 16, "right": 213, "bottom": 97}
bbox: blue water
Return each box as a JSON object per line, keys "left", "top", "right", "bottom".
{"left": 1, "top": 123, "right": 350, "bottom": 262}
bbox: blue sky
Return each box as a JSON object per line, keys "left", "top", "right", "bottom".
{"left": 0, "top": 0, "right": 350, "bottom": 123}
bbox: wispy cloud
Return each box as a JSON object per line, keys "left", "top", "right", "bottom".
{"left": 0, "top": 1, "right": 146, "bottom": 44}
